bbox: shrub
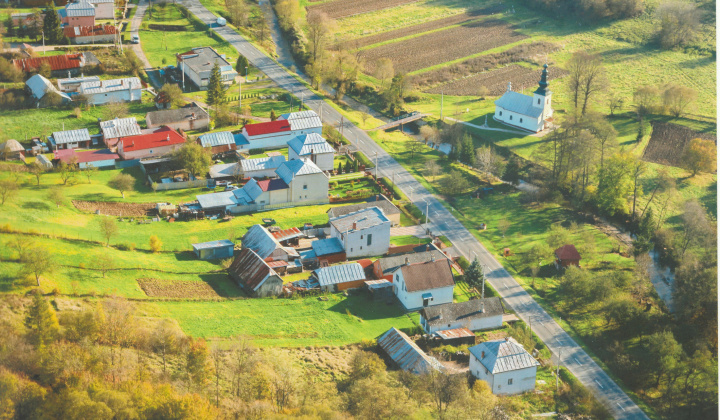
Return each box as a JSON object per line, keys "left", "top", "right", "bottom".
{"left": 117, "top": 242, "right": 136, "bottom": 251}
{"left": 457, "top": 256, "right": 470, "bottom": 270}
{"left": 149, "top": 235, "right": 163, "bottom": 253}
{"left": 72, "top": 107, "right": 82, "bottom": 118}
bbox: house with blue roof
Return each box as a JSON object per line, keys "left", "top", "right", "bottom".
{"left": 494, "top": 64, "right": 553, "bottom": 133}
{"left": 288, "top": 133, "right": 334, "bottom": 171}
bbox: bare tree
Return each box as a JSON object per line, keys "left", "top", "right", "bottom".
{"left": 374, "top": 58, "right": 394, "bottom": 89}
{"left": 425, "top": 160, "right": 441, "bottom": 181}
{"left": 151, "top": 319, "right": 185, "bottom": 375}
{"left": 475, "top": 146, "right": 504, "bottom": 178}
{"left": 608, "top": 93, "right": 625, "bottom": 116}
{"left": 419, "top": 125, "right": 437, "bottom": 145}
{"left": 21, "top": 245, "right": 56, "bottom": 287}
{"left": 679, "top": 199, "right": 711, "bottom": 256}
{"left": 566, "top": 52, "right": 605, "bottom": 115}
{"left": 656, "top": 2, "right": 700, "bottom": 49}
{"left": 630, "top": 158, "right": 647, "bottom": 219}
{"left": 95, "top": 254, "right": 114, "bottom": 278}
{"left": 98, "top": 217, "right": 118, "bottom": 246}
{"left": 306, "top": 10, "right": 334, "bottom": 65}
{"left": 100, "top": 297, "right": 136, "bottom": 383}
{"left": 423, "top": 370, "right": 466, "bottom": 420}
{"left": 104, "top": 100, "right": 129, "bottom": 120}
{"left": 47, "top": 187, "right": 64, "bottom": 208}
{"left": 0, "top": 178, "right": 18, "bottom": 205}
{"left": 29, "top": 162, "right": 46, "bottom": 185}
{"left": 662, "top": 84, "right": 696, "bottom": 117}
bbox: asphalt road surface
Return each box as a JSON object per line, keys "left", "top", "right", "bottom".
{"left": 177, "top": 2, "right": 650, "bottom": 417}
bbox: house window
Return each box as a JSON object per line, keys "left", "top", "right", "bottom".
{"left": 520, "top": 118, "right": 523, "bottom": 123}
{"left": 360, "top": 235, "right": 363, "bottom": 239}
{"left": 499, "top": 111, "right": 502, "bottom": 116}
{"left": 508, "top": 378, "right": 513, "bottom": 385}
{"left": 350, "top": 248, "right": 353, "bottom": 253}
{"left": 367, "top": 234, "right": 372, "bottom": 246}
{"left": 303, "top": 184, "right": 308, "bottom": 190}
{"left": 538, "top": 98, "right": 541, "bottom": 104}
{"left": 395, "top": 274, "right": 399, "bottom": 282}
{"left": 509, "top": 115, "right": 513, "bottom": 120}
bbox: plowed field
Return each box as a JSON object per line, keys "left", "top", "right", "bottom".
{"left": 363, "top": 20, "right": 526, "bottom": 75}
{"left": 72, "top": 200, "right": 156, "bottom": 217}
{"left": 307, "top": 0, "right": 419, "bottom": 20}
{"left": 138, "top": 278, "right": 221, "bottom": 299}
{"left": 643, "top": 122, "right": 716, "bottom": 167}
{"left": 425, "top": 64, "right": 568, "bottom": 96}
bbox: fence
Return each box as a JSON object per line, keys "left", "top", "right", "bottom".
{"left": 151, "top": 178, "right": 208, "bottom": 191}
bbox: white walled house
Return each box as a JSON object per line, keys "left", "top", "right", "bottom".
{"left": 494, "top": 64, "right": 553, "bottom": 133}
{"left": 100, "top": 117, "right": 142, "bottom": 149}
{"left": 77, "top": 77, "right": 142, "bottom": 106}
{"left": 469, "top": 337, "right": 540, "bottom": 395}
{"left": 240, "top": 155, "right": 286, "bottom": 179}
{"left": 176, "top": 47, "right": 237, "bottom": 90}
{"left": 393, "top": 258, "right": 455, "bottom": 310}
{"left": 235, "top": 110, "right": 323, "bottom": 151}
{"left": 88, "top": 0, "right": 114, "bottom": 19}
{"left": 419, "top": 297, "right": 504, "bottom": 334}
{"left": 288, "top": 133, "right": 334, "bottom": 171}
{"left": 329, "top": 207, "right": 391, "bottom": 259}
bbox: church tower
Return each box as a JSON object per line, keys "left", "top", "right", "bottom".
{"left": 532, "top": 64, "right": 553, "bottom": 120}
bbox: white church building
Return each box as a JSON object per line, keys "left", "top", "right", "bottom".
{"left": 493, "top": 64, "right": 553, "bottom": 133}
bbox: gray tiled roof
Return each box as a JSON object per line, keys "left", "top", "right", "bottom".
{"left": 469, "top": 337, "right": 539, "bottom": 374}
{"left": 280, "top": 110, "right": 322, "bottom": 131}
{"left": 313, "top": 263, "right": 365, "bottom": 287}
{"left": 494, "top": 91, "right": 543, "bottom": 118}
{"left": 330, "top": 206, "right": 390, "bottom": 233}
{"left": 379, "top": 249, "right": 447, "bottom": 275}
{"left": 276, "top": 158, "right": 324, "bottom": 184}
{"left": 328, "top": 197, "right": 400, "bottom": 219}
{"left": 146, "top": 104, "right": 208, "bottom": 126}
{"left": 240, "top": 155, "right": 286, "bottom": 173}
{"left": 419, "top": 298, "right": 503, "bottom": 327}
{"left": 288, "top": 133, "right": 333, "bottom": 156}
{"left": 400, "top": 258, "right": 455, "bottom": 292}
{"left": 177, "top": 47, "right": 236, "bottom": 79}
{"left": 100, "top": 117, "right": 141, "bottom": 139}
{"left": 52, "top": 128, "right": 91, "bottom": 145}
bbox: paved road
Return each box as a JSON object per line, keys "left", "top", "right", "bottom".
{"left": 178, "top": 1, "right": 649, "bottom": 417}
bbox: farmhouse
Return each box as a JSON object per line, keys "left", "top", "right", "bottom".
{"left": 75, "top": 77, "right": 142, "bottom": 106}
{"left": 57, "top": 75, "right": 99, "bottom": 93}
{"left": 494, "top": 64, "right": 553, "bottom": 133}
{"left": 372, "top": 247, "right": 446, "bottom": 281}
{"left": 328, "top": 195, "right": 402, "bottom": 226}
{"left": 554, "top": 244, "right": 581, "bottom": 269}
{"left": 13, "top": 52, "right": 94, "bottom": 77}
{"left": 241, "top": 224, "right": 300, "bottom": 262}
{"left": 229, "top": 248, "right": 283, "bottom": 297}
{"left": 393, "top": 258, "right": 455, "bottom": 310}
{"left": 54, "top": 148, "right": 119, "bottom": 169}
{"left": 176, "top": 47, "right": 237, "bottom": 90}
{"left": 116, "top": 127, "right": 185, "bottom": 160}
{"left": 378, "top": 327, "right": 444, "bottom": 375}
{"left": 88, "top": 0, "right": 114, "bottom": 19}
{"left": 239, "top": 155, "right": 286, "bottom": 179}
{"left": 235, "top": 110, "right": 323, "bottom": 151}
{"left": 192, "top": 240, "right": 235, "bottom": 260}
{"left": 146, "top": 103, "right": 210, "bottom": 131}
{"left": 312, "top": 263, "right": 366, "bottom": 293}
{"left": 287, "top": 133, "right": 334, "bottom": 171}
{"left": 49, "top": 128, "right": 91, "bottom": 150}
{"left": 469, "top": 337, "right": 540, "bottom": 395}
{"left": 198, "top": 131, "right": 237, "bottom": 155}
{"left": 329, "top": 207, "right": 391, "bottom": 259}
{"left": 419, "top": 297, "right": 504, "bottom": 334}
{"left": 64, "top": 24, "right": 116, "bottom": 44}
{"left": 25, "top": 74, "right": 71, "bottom": 104}
{"left": 62, "top": 1, "right": 96, "bottom": 27}
{"left": 100, "top": 117, "right": 142, "bottom": 148}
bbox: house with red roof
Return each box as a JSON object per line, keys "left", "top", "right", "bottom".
{"left": 13, "top": 53, "right": 89, "bottom": 77}
{"left": 235, "top": 110, "right": 323, "bottom": 151}
{"left": 54, "top": 148, "right": 119, "bottom": 169}
{"left": 554, "top": 244, "right": 581, "bottom": 269}
{"left": 64, "top": 24, "right": 116, "bottom": 45}
{"left": 116, "top": 127, "right": 186, "bottom": 160}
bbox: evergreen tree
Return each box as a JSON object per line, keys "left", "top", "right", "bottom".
{"left": 270, "top": 109, "right": 277, "bottom": 121}
{"left": 502, "top": 158, "right": 520, "bottom": 186}
{"left": 5, "top": 15, "right": 15, "bottom": 38}
{"left": 42, "top": 5, "right": 64, "bottom": 44}
{"left": 24, "top": 291, "right": 60, "bottom": 349}
{"left": 235, "top": 54, "right": 249, "bottom": 76}
{"left": 460, "top": 134, "right": 475, "bottom": 166}
{"left": 464, "top": 258, "right": 483, "bottom": 290}
{"left": 336, "top": 162, "right": 342, "bottom": 174}
{"left": 205, "top": 62, "right": 226, "bottom": 106}
{"left": 353, "top": 157, "right": 359, "bottom": 172}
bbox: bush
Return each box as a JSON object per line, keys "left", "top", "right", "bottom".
{"left": 149, "top": 235, "right": 163, "bottom": 253}
{"left": 117, "top": 242, "right": 136, "bottom": 251}
{"left": 457, "top": 256, "right": 470, "bottom": 270}
{"left": 354, "top": 151, "right": 374, "bottom": 169}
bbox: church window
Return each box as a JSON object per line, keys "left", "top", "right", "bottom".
{"left": 538, "top": 98, "right": 541, "bottom": 104}
{"left": 509, "top": 115, "right": 513, "bottom": 121}
{"left": 499, "top": 111, "right": 502, "bottom": 116}
{"left": 520, "top": 118, "right": 523, "bottom": 123}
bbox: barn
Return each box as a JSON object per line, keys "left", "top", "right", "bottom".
{"left": 192, "top": 240, "right": 235, "bottom": 260}
{"left": 312, "top": 263, "right": 366, "bottom": 292}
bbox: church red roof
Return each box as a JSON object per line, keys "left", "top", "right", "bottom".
{"left": 244, "top": 120, "right": 291, "bottom": 137}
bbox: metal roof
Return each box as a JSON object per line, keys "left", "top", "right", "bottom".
{"left": 312, "top": 263, "right": 366, "bottom": 286}
{"left": 100, "top": 117, "right": 141, "bottom": 139}
{"left": 279, "top": 110, "right": 322, "bottom": 131}
{"left": 380, "top": 249, "right": 447, "bottom": 275}
{"left": 241, "top": 224, "right": 281, "bottom": 260}
{"left": 192, "top": 239, "right": 234, "bottom": 250}
{"left": 419, "top": 298, "right": 504, "bottom": 328}
{"left": 199, "top": 131, "right": 235, "bottom": 148}
{"left": 88, "top": 0, "right": 114, "bottom": 3}
{"left": 79, "top": 77, "right": 141, "bottom": 95}
{"left": 229, "top": 248, "right": 278, "bottom": 292}
{"left": 365, "top": 279, "right": 392, "bottom": 289}
{"left": 35, "top": 154, "right": 53, "bottom": 169}
{"left": 328, "top": 197, "right": 401, "bottom": 219}
{"left": 469, "top": 337, "right": 540, "bottom": 374}
{"left": 177, "top": 47, "right": 236, "bottom": 79}
{"left": 147, "top": 104, "right": 208, "bottom": 126}
{"left": 272, "top": 227, "right": 303, "bottom": 242}
{"left": 235, "top": 178, "right": 263, "bottom": 202}
{"left": 435, "top": 328, "right": 474, "bottom": 340}
{"left": 57, "top": 75, "right": 100, "bottom": 91}
{"left": 52, "top": 128, "right": 91, "bottom": 144}
{"left": 66, "top": 1, "right": 96, "bottom": 17}
{"left": 25, "top": 74, "right": 70, "bottom": 101}
{"left": 275, "top": 158, "right": 324, "bottom": 184}
{"left": 311, "top": 237, "right": 344, "bottom": 256}
{"left": 494, "top": 90, "right": 543, "bottom": 118}
{"left": 240, "top": 155, "right": 286, "bottom": 173}
{"left": 196, "top": 191, "right": 236, "bottom": 209}
{"left": 209, "top": 163, "right": 238, "bottom": 179}
{"left": 288, "top": 133, "right": 334, "bottom": 156}
{"left": 378, "top": 327, "right": 444, "bottom": 375}
{"left": 330, "top": 206, "right": 390, "bottom": 233}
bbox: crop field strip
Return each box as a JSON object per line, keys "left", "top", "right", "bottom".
{"left": 642, "top": 122, "right": 717, "bottom": 168}
{"left": 425, "top": 64, "right": 569, "bottom": 96}
{"left": 350, "top": 7, "right": 499, "bottom": 49}
{"left": 73, "top": 200, "right": 156, "bottom": 217}
{"left": 362, "top": 19, "right": 527, "bottom": 75}
{"left": 137, "top": 278, "right": 223, "bottom": 299}
{"left": 306, "top": 0, "right": 420, "bottom": 20}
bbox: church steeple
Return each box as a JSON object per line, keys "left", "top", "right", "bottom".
{"left": 534, "top": 64, "right": 549, "bottom": 96}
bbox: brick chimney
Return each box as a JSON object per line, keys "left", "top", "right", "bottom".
{"left": 404, "top": 256, "right": 410, "bottom": 265}
{"left": 352, "top": 222, "right": 357, "bottom": 230}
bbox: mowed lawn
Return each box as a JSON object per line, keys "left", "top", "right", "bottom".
{"left": 140, "top": 293, "right": 418, "bottom": 347}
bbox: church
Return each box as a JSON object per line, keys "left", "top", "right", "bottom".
{"left": 493, "top": 64, "right": 553, "bottom": 133}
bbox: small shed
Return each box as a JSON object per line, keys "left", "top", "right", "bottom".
{"left": 554, "top": 244, "right": 581, "bottom": 268}
{"left": 0, "top": 140, "right": 24, "bottom": 160}
{"left": 311, "top": 237, "right": 346, "bottom": 264}
{"left": 228, "top": 248, "right": 283, "bottom": 297}
{"left": 365, "top": 279, "right": 394, "bottom": 301}
{"left": 35, "top": 154, "right": 53, "bottom": 170}
{"left": 192, "top": 239, "right": 235, "bottom": 260}
{"left": 312, "top": 262, "right": 366, "bottom": 292}
{"left": 431, "top": 328, "right": 476, "bottom": 346}
{"left": 378, "top": 327, "right": 444, "bottom": 375}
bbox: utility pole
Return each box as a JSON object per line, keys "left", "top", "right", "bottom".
{"left": 556, "top": 349, "right": 562, "bottom": 391}
{"left": 425, "top": 200, "right": 429, "bottom": 226}
{"left": 374, "top": 151, "right": 378, "bottom": 179}
{"left": 301, "top": 91, "right": 304, "bottom": 110}
{"left": 41, "top": 30, "right": 45, "bottom": 55}
{"left": 392, "top": 171, "right": 395, "bottom": 187}
{"left": 440, "top": 91, "right": 443, "bottom": 121}
{"left": 340, "top": 115, "right": 344, "bottom": 139}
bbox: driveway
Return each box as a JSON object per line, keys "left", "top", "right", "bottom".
{"left": 178, "top": 0, "right": 649, "bottom": 417}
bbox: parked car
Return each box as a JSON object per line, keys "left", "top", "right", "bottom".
{"left": 131, "top": 34, "right": 140, "bottom": 44}
{"left": 224, "top": 185, "right": 238, "bottom": 191}
{"left": 216, "top": 17, "right": 226, "bottom": 26}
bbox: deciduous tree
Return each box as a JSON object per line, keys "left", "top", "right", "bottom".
{"left": 173, "top": 140, "right": 212, "bottom": 179}
{"left": 566, "top": 52, "right": 605, "bottom": 115}
{"left": 24, "top": 291, "right": 59, "bottom": 348}
{"left": 95, "top": 254, "right": 113, "bottom": 278}
{"left": 663, "top": 84, "right": 696, "bottom": 117}
{"left": 596, "top": 152, "right": 634, "bottom": 216}
{"left": 149, "top": 235, "right": 162, "bottom": 253}
{"left": 98, "top": 217, "right": 118, "bottom": 246}
{"left": 187, "top": 338, "right": 213, "bottom": 388}
{"left": 306, "top": 10, "right": 334, "bottom": 65}
{"left": 0, "top": 178, "right": 18, "bottom": 205}
{"left": 656, "top": 2, "right": 700, "bottom": 49}
{"left": 680, "top": 138, "right": 716, "bottom": 176}
{"left": 29, "top": 161, "right": 46, "bottom": 185}
{"left": 108, "top": 173, "right": 135, "bottom": 198}
{"left": 158, "top": 83, "right": 185, "bottom": 109}
{"left": 374, "top": 58, "right": 394, "bottom": 89}
{"left": 47, "top": 187, "right": 64, "bottom": 208}
{"left": 21, "top": 245, "right": 55, "bottom": 287}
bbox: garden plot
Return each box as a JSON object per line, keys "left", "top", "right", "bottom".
{"left": 138, "top": 278, "right": 222, "bottom": 299}
{"left": 642, "top": 122, "right": 717, "bottom": 167}
{"left": 307, "top": 0, "right": 419, "bottom": 20}
{"left": 72, "top": 200, "right": 156, "bottom": 217}
{"left": 425, "top": 64, "right": 568, "bottom": 96}
{"left": 363, "top": 20, "right": 526, "bottom": 75}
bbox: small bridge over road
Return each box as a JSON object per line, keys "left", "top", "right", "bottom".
{"left": 370, "top": 112, "right": 428, "bottom": 131}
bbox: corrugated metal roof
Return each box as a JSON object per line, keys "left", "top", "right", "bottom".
{"left": 420, "top": 298, "right": 503, "bottom": 328}
{"left": 192, "top": 239, "right": 234, "bottom": 250}
{"left": 199, "top": 131, "right": 235, "bottom": 148}
{"left": 312, "top": 263, "right": 365, "bottom": 286}
{"left": 240, "top": 155, "right": 286, "bottom": 173}
{"left": 365, "top": 279, "right": 392, "bottom": 289}
{"left": 288, "top": 133, "right": 334, "bottom": 156}
{"left": 272, "top": 227, "right": 303, "bottom": 242}
{"left": 275, "top": 158, "right": 324, "bottom": 184}
{"left": 469, "top": 337, "right": 539, "bottom": 374}
{"left": 209, "top": 163, "right": 238, "bottom": 179}
{"left": 196, "top": 191, "right": 236, "bottom": 209}
{"left": 52, "top": 128, "right": 91, "bottom": 144}
{"left": 66, "top": 1, "right": 96, "bottom": 17}
{"left": 14, "top": 53, "right": 85, "bottom": 72}
{"left": 229, "top": 248, "right": 278, "bottom": 292}
{"left": 555, "top": 244, "right": 581, "bottom": 261}
{"left": 35, "top": 154, "right": 53, "bottom": 169}
{"left": 100, "top": 117, "right": 141, "bottom": 139}
{"left": 257, "top": 178, "right": 288, "bottom": 192}
{"left": 64, "top": 24, "right": 116, "bottom": 38}
{"left": 380, "top": 249, "right": 447, "bottom": 275}
{"left": 25, "top": 74, "right": 71, "bottom": 101}
{"left": 494, "top": 90, "right": 543, "bottom": 118}
{"left": 279, "top": 110, "right": 322, "bottom": 131}
{"left": 330, "top": 206, "right": 390, "bottom": 233}
{"left": 236, "top": 178, "right": 263, "bottom": 202}
{"left": 79, "top": 77, "right": 141, "bottom": 95}
{"left": 311, "top": 237, "right": 344, "bottom": 256}
{"left": 435, "top": 328, "right": 474, "bottom": 340}
{"left": 57, "top": 75, "right": 100, "bottom": 91}
{"left": 378, "top": 327, "right": 444, "bottom": 375}
{"left": 241, "top": 224, "right": 281, "bottom": 260}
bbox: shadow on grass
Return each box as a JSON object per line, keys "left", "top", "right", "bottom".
{"left": 22, "top": 201, "right": 53, "bottom": 211}
{"left": 327, "top": 294, "right": 406, "bottom": 321}
{"left": 199, "top": 273, "right": 245, "bottom": 298}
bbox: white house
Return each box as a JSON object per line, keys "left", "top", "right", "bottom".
{"left": 329, "top": 207, "right": 391, "bottom": 259}
{"left": 288, "top": 133, "right": 334, "bottom": 171}
{"left": 176, "top": 47, "right": 237, "bottom": 90}
{"left": 419, "top": 297, "right": 504, "bottom": 334}
{"left": 239, "top": 155, "right": 287, "bottom": 179}
{"left": 469, "top": 337, "right": 540, "bottom": 395}
{"left": 235, "top": 110, "right": 323, "bottom": 151}
{"left": 393, "top": 258, "right": 455, "bottom": 310}
{"left": 494, "top": 64, "right": 553, "bottom": 133}
{"left": 77, "top": 77, "right": 142, "bottom": 106}
{"left": 88, "top": 0, "right": 114, "bottom": 19}
{"left": 25, "top": 74, "right": 71, "bottom": 104}
{"left": 49, "top": 128, "right": 92, "bottom": 150}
